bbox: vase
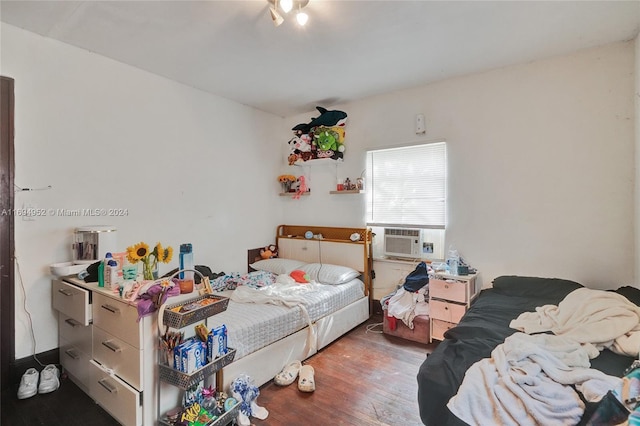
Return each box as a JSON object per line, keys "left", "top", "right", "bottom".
{"left": 281, "top": 182, "right": 291, "bottom": 193}
{"left": 142, "top": 258, "right": 158, "bottom": 280}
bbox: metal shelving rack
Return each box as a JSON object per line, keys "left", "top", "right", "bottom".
{"left": 157, "top": 271, "right": 239, "bottom": 426}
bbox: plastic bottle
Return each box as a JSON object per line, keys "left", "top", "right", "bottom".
{"left": 179, "top": 243, "right": 194, "bottom": 281}
{"left": 98, "top": 261, "right": 105, "bottom": 287}
{"left": 446, "top": 246, "right": 459, "bottom": 276}
{"left": 102, "top": 252, "right": 113, "bottom": 287}
{"left": 107, "top": 259, "right": 118, "bottom": 290}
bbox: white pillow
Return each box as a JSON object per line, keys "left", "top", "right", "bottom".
{"left": 249, "top": 258, "right": 307, "bottom": 275}
{"left": 300, "top": 263, "right": 360, "bottom": 285}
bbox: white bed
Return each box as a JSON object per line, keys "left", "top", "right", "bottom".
{"left": 213, "top": 224, "right": 373, "bottom": 390}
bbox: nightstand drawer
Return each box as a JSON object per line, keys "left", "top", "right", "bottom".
{"left": 93, "top": 293, "right": 141, "bottom": 349}
{"left": 431, "top": 319, "right": 456, "bottom": 341}
{"left": 52, "top": 280, "right": 91, "bottom": 326}
{"left": 429, "top": 299, "right": 466, "bottom": 324}
{"left": 430, "top": 279, "right": 468, "bottom": 303}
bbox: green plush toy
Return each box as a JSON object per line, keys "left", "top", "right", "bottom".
{"left": 316, "top": 130, "right": 337, "bottom": 151}
{"left": 314, "top": 126, "right": 345, "bottom": 153}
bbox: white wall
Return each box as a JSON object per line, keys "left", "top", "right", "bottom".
{"left": 2, "top": 23, "right": 636, "bottom": 359}
{"left": 1, "top": 24, "right": 285, "bottom": 359}
{"left": 283, "top": 41, "right": 636, "bottom": 293}
{"left": 635, "top": 33, "right": 640, "bottom": 287}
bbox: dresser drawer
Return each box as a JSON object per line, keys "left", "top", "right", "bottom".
{"left": 429, "top": 299, "right": 466, "bottom": 324}
{"left": 93, "top": 293, "right": 141, "bottom": 349}
{"left": 59, "top": 313, "right": 92, "bottom": 356}
{"left": 59, "top": 336, "right": 91, "bottom": 389}
{"left": 431, "top": 319, "right": 456, "bottom": 341}
{"left": 430, "top": 279, "right": 468, "bottom": 303}
{"left": 93, "top": 326, "right": 143, "bottom": 391}
{"left": 89, "top": 360, "right": 142, "bottom": 426}
{"left": 52, "top": 280, "right": 91, "bottom": 326}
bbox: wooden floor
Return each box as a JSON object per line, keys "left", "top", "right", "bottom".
{"left": 1, "top": 314, "right": 435, "bottom": 426}
{"left": 252, "top": 314, "right": 436, "bottom": 426}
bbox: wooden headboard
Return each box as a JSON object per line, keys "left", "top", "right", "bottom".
{"left": 277, "top": 225, "right": 373, "bottom": 297}
{"left": 247, "top": 224, "right": 373, "bottom": 298}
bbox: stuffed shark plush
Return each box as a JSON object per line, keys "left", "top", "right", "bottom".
{"left": 307, "top": 106, "right": 347, "bottom": 128}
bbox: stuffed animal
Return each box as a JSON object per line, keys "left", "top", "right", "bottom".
{"left": 292, "top": 176, "right": 308, "bottom": 200}
{"left": 288, "top": 134, "right": 312, "bottom": 154}
{"left": 290, "top": 269, "right": 310, "bottom": 283}
{"left": 315, "top": 128, "right": 338, "bottom": 151}
{"left": 259, "top": 245, "right": 278, "bottom": 260}
{"left": 230, "top": 374, "right": 268, "bottom": 426}
{"left": 313, "top": 126, "right": 345, "bottom": 160}
{"left": 291, "top": 122, "right": 313, "bottom": 134}
{"left": 287, "top": 107, "right": 348, "bottom": 163}
{"left": 308, "top": 106, "right": 348, "bottom": 128}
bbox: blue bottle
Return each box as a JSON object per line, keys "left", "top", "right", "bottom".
{"left": 179, "top": 243, "right": 194, "bottom": 281}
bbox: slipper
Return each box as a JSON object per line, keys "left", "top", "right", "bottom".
{"left": 274, "top": 360, "right": 302, "bottom": 386}
{"left": 298, "top": 365, "right": 315, "bottom": 392}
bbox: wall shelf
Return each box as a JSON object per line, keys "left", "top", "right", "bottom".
{"left": 329, "top": 190, "right": 364, "bottom": 194}
{"left": 293, "top": 158, "right": 342, "bottom": 167}
{"left": 279, "top": 192, "right": 310, "bottom": 196}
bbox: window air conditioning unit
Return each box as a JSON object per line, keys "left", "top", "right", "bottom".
{"left": 383, "top": 228, "right": 423, "bottom": 259}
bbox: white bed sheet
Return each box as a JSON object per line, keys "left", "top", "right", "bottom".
{"left": 206, "top": 278, "right": 365, "bottom": 359}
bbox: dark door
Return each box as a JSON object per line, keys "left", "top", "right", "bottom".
{"left": 0, "top": 76, "right": 16, "bottom": 391}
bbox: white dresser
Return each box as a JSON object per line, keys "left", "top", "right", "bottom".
{"left": 52, "top": 277, "right": 157, "bottom": 425}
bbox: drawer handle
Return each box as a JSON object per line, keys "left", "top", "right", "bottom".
{"left": 98, "top": 378, "right": 118, "bottom": 394}
{"left": 65, "top": 318, "right": 81, "bottom": 327}
{"left": 64, "top": 349, "right": 80, "bottom": 360}
{"left": 58, "top": 288, "right": 74, "bottom": 297}
{"left": 100, "top": 304, "right": 121, "bottom": 314}
{"left": 101, "top": 340, "right": 122, "bottom": 353}
{"left": 444, "top": 284, "right": 449, "bottom": 289}
{"left": 444, "top": 306, "right": 448, "bottom": 310}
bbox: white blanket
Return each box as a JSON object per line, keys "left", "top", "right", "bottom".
{"left": 387, "top": 286, "right": 428, "bottom": 329}
{"left": 447, "top": 333, "right": 622, "bottom": 426}
{"left": 230, "top": 275, "right": 320, "bottom": 353}
{"left": 510, "top": 288, "right": 640, "bottom": 357}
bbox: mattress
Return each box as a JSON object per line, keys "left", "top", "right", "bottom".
{"left": 417, "top": 276, "right": 639, "bottom": 426}
{"left": 206, "top": 278, "right": 365, "bottom": 359}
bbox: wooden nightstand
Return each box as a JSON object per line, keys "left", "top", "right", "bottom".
{"left": 429, "top": 273, "right": 479, "bottom": 342}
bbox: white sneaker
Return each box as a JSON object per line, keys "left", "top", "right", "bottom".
{"left": 38, "top": 364, "right": 60, "bottom": 394}
{"left": 17, "top": 368, "right": 39, "bottom": 399}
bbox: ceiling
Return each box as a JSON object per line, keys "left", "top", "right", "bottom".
{"left": 1, "top": 1, "right": 639, "bottom": 117}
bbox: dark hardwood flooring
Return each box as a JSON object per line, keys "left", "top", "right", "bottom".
{"left": 252, "top": 314, "right": 435, "bottom": 426}
{"left": 1, "top": 314, "right": 435, "bottom": 425}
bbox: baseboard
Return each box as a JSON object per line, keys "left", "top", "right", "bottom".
{"left": 9, "top": 348, "right": 60, "bottom": 386}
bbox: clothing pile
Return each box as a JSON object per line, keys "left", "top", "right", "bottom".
{"left": 381, "top": 261, "right": 430, "bottom": 330}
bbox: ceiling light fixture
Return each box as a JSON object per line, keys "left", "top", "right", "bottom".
{"left": 267, "top": 0, "right": 310, "bottom": 27}
{"left": 296, "top": 4, "right": 309, "bottom": 26}
{"left": 269, "top": 4, "right": 284, "bottom": 27}
{"left": 280, "top": 0, "right": 293, "bottom": 14}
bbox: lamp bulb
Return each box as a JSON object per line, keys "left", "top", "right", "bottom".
{"left": 296, "top": 10, "right": 309, "bottom": 26}
{"left": 280, "top": 0, "right": 293, "bottom": 13}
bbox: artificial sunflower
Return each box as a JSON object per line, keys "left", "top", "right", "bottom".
{"left": 277, "top": 174, "right": 297, "bottom": 183}
{"left": 155, "top": 243, "right": 174, "bottom": 263}
{"left": 126, "top": 242, "right": 149, "bottom": 263}
{"left": 126, "top": 240, "right": 174, "bottom": 280}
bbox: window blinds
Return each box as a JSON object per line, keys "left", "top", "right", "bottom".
{"left": 366, "top": 142, "right": 446, "bottom": 229}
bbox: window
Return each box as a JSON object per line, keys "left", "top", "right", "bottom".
{"left": 366, "top": 141, "right": 447, "bottom": 229}
{"left": 366, "top": 142, "right": 447, "bottom": 260}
